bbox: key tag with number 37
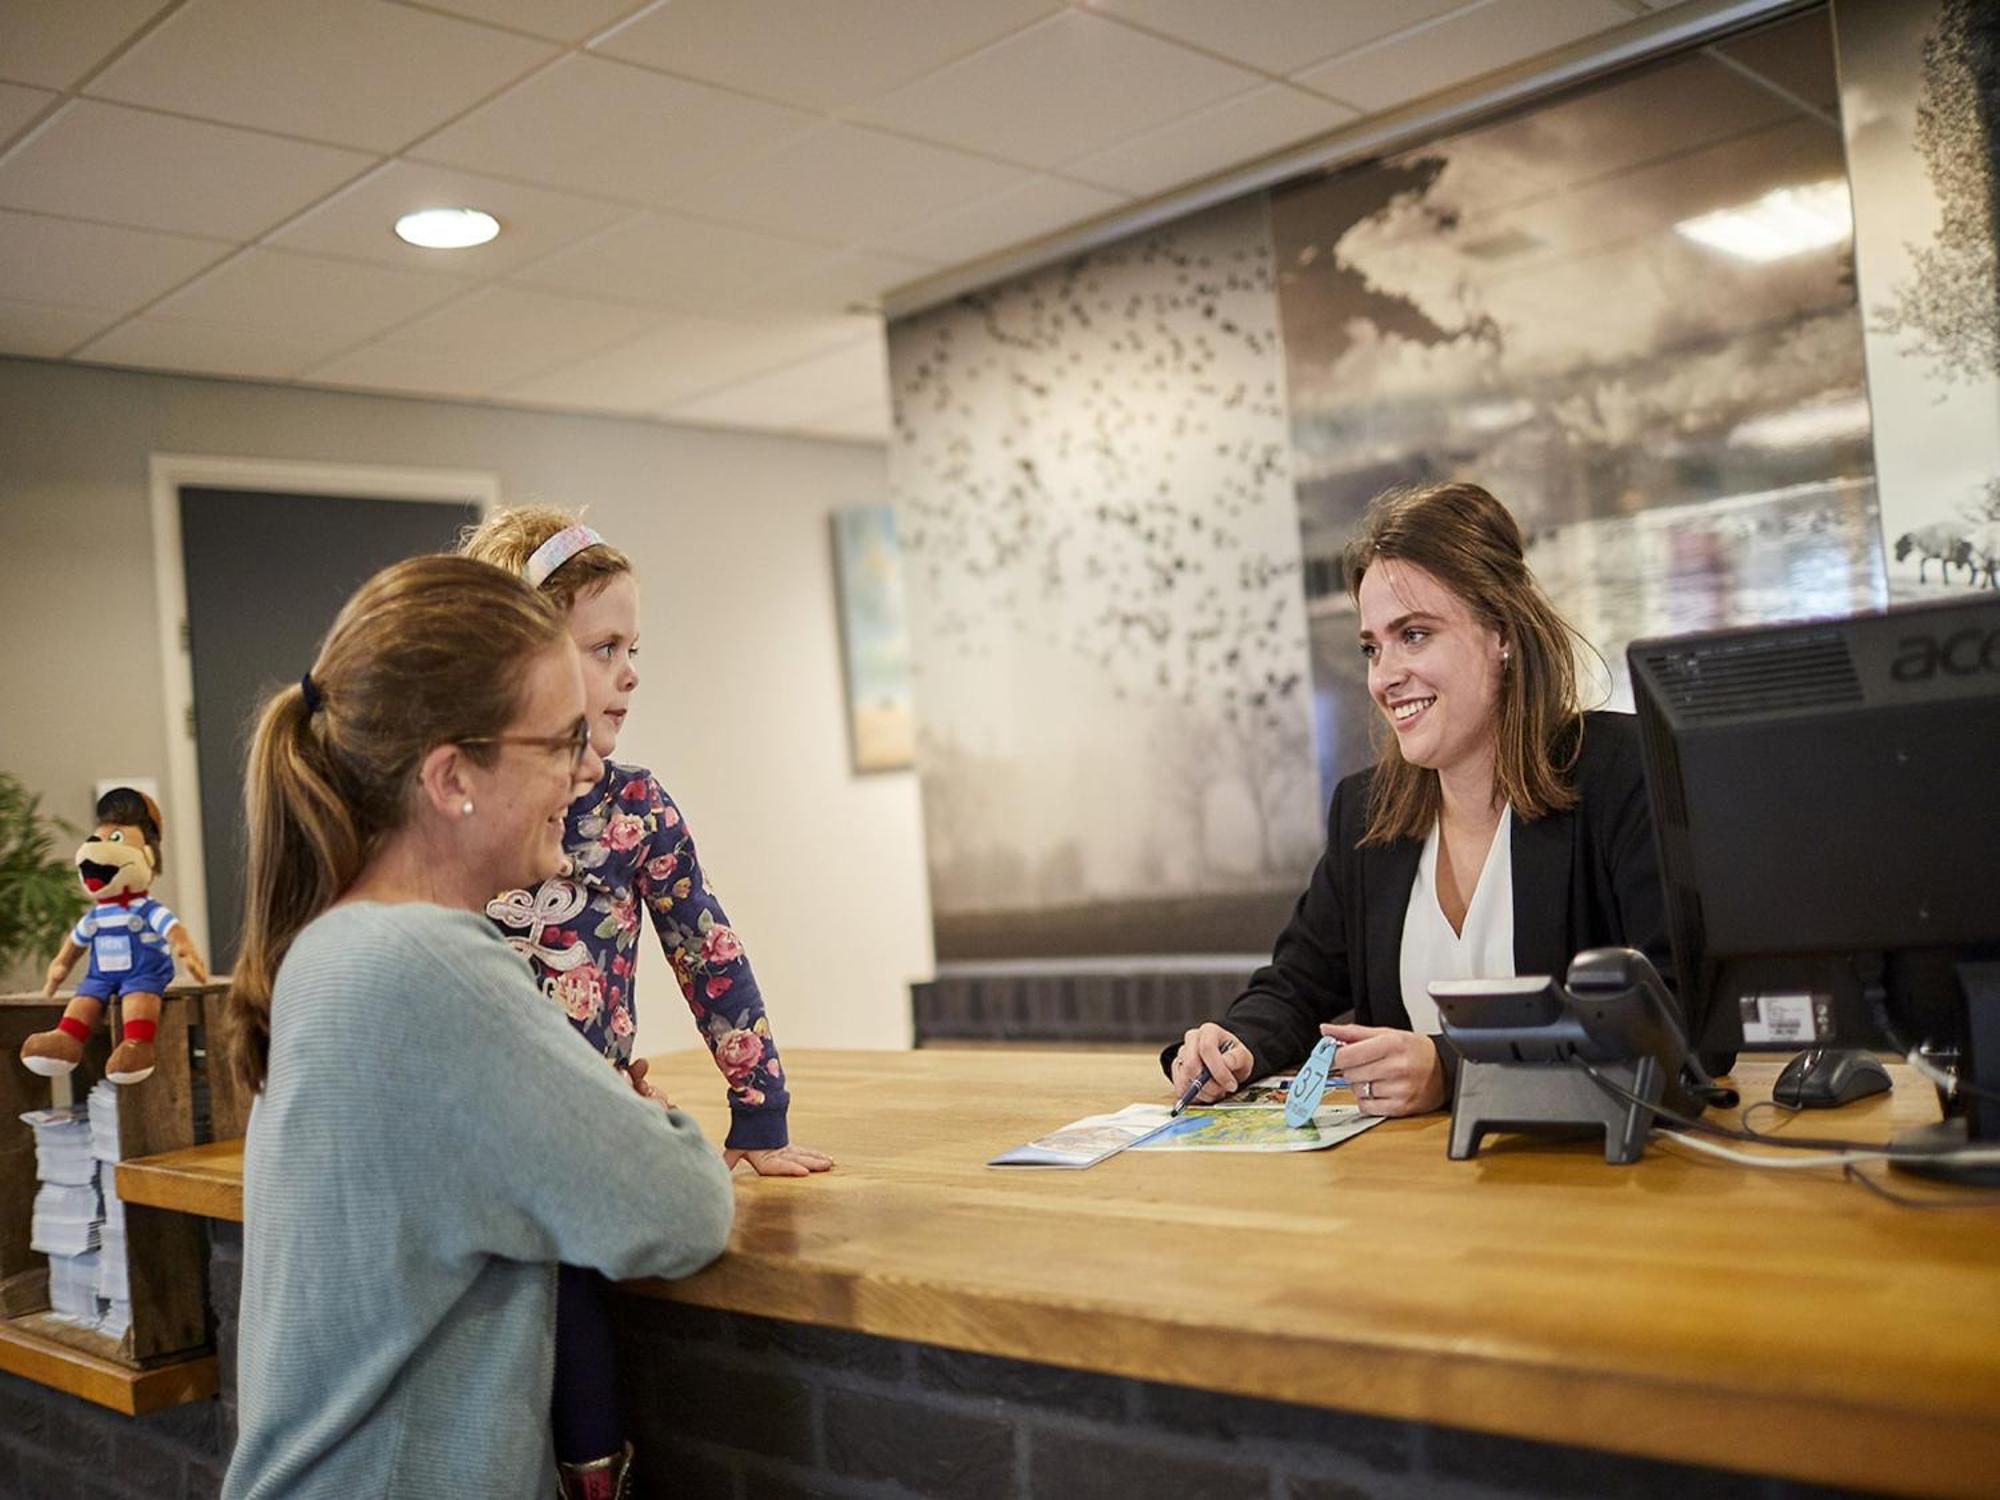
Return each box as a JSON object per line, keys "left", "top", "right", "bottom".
{"left": 1284, "top": 1036, "right": 1338, "bottom": 1128}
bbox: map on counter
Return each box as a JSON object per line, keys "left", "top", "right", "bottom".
{"left": 1198, "top": 1069, "right": 1347, "bottom": 1109}
{"left": 1133, "top": 1103, "right": 1379, "bottom": 1152}
{"left": 987, "top": 1099, "right": 1380, "bottom": 1167}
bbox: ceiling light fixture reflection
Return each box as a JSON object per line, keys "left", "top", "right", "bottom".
{"left": 1674, "top": 181, "right": 1852, "bottom": 263}
{"left": 394, "top": 207, "right": 501, "bottom": 249}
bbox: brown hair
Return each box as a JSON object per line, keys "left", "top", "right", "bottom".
{"left": 1341, "top": 482, "right": 1596, "bottom": 844}
{"left": 226, "top": 555, "right": 566, "bottom": 1093}
{"left": 457, "top": 504, "right": 631, "bottom": 612}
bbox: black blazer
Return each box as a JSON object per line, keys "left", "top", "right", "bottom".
{"left": 1162, "top": 711, "right": 1672, "bottom": 1094}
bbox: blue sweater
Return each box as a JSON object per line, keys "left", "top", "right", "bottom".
{"left": 222, "top": 903, "right": 734, "bottom": 1499}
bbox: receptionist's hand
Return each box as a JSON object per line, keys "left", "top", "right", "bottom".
{"left": 1170, "top": 1023, "right": 1255, "bottom": 1105}
{"left": 1321, "top": 1022, "right": 1446, "bottom": 1117}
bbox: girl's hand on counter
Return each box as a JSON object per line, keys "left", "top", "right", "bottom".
{"left": 725, "top": 1144, "right": 835, "bottom": 1177}
{"left": 624, "top": 1057, "right": 673, "bottom": 1108}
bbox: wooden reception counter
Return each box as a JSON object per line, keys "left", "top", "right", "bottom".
{"left": 118, "top": 1048, "right": 2000, "bottom": 1497}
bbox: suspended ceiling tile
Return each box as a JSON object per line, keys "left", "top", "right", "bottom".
{"left": 148, "top": 248, "right": 472, "bottom": 344}
{"left": 0, "top": 296, "right": 124, "bottom": 358}
{"left": 1065, "top": 82, "right": 1357, "bottom": 197}
{"left": 1086, "top": 0, "right": 1470, "bottom": 76}
{"left": 300, "top": 341, "right": 502, "bottom": 398}
{"left": 509, "top": 210, "right": 828, "bottom": 309}
{"left": 755, "top": 248, "right": 942, "bottom": 317}
{"left": 0, "top": 0, "right": 171, "bottom": 90}
{"left": 411, "top": 53, "right": 818, "bottom": 206}
{"left": 1291, "top": 0, "right": 1636, "bottom": 114}
{"left": 86, "top": 0, "right": 557, "bottom": 153}
{"left": 662, "top": 334, "right": 887, "bottom": 430}
{"left": 873, "top": 174, "right": 1128, "bottom": 267}
{"left": 793, "top": 397, "right": 892, "bottom": 443}
{"left": 76, "top": 315, "right": 347, "bottom": 380}
{"left": 416, "top": 0, "right": 644, "bottom": 43}
{"left": 270, "top": 160, "right": 631, "bottom": 275}
{"left": 347, "top": 284, "right": 657, "bottom": 393}
{"left": 853, "top": 9, "right": 1259, "bottom": 171}
{"left": 501, "top": 311, "right": 874, "bottom": 411}
{"left": 0, "top": 207, "right": 232, "bottom": 310}
{"left": 0, "top": 81, "right": 56, "bottom": 144}
{"left": 665, "top": 123, "right": 1028, "bottom": 245}
{"left": 592, "top": 0, "right": 1060, "bottom": 113}
{"left": 0, "top": 100, "right": 374, "bottom": 241}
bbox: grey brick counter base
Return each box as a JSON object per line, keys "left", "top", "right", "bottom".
{"left": 610, "top": 1297, "right": 1881, "bottom": 1500}
{"left": 0, "top": 1230, "right": 1886, "bottom": 1499}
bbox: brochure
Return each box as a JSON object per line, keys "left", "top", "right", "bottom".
{"left": 988, "top": 1095, "right": 1380, "bottom": 1168}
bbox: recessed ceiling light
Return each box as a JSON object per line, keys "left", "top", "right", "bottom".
{"left": 1673, "top": 180, "right": 1851, "bottom": 263}
{"left": 394, "top": 207, "right": 501, "bottom": 250}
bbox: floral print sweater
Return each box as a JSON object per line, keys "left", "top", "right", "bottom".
{"left": 486, "top": 760, "right": 788, "bottom": 1151}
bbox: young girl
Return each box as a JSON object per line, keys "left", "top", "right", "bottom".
{"left": 460, "top": 507, "right": 831, "bottom": 1499}
{"left": 222, "top": 556, "right": 732, "bottom": 1500}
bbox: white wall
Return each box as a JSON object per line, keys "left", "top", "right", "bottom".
{"left": 0, "top": 356, "right": 932, "bottom": 1050}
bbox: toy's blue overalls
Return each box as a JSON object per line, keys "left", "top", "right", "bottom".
{"left": 72, "top": 898, "right": 179, "bottom": 1001}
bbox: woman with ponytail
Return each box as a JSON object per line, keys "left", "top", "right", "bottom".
{"left": 220, "top": 556, "right": 733, "bottom": 1500}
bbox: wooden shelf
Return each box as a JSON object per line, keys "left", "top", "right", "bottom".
{"left": 0, "top": 981, "right": 228, "bottom": 1009}
{"left": 116, "top": 1140, "right": 244, "bottom": 1223}
{"left": 0, "top": 1317, "right": 216, "bottom": 1415}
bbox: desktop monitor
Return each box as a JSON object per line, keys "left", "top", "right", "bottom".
{"left": 1628, "top": 593, "right": 2000, "bottom": 1164}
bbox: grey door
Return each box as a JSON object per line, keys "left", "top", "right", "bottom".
{"left": 179, "top": 487, "right": 478, "bottom": 969}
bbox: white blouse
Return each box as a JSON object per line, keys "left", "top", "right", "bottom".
{"left": 1399, "top": 806, "right": 1516, "bottom": 1034}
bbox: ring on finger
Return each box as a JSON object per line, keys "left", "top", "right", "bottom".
{"left": 1360, "top": 1079, "right": 1374, "bottom": 1101}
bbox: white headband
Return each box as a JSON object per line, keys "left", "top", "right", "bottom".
{"left": 523, "top": 523, "right": 605, "bottom": 588}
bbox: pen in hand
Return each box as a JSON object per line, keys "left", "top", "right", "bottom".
{"left": 1170, "top": 1039, "right": 1235, "bottom": 1117}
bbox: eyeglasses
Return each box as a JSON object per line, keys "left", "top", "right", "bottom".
{"left": 460, "top": 716, "right": 593, "bottom": 775}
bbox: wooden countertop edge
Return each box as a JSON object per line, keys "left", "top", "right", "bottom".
{"left": 116, "top": 1152, "right": 245, "bottom": 1222}
{"left": 629, "top": 1260, "right": 1993, "bottom": 1500}
{"left": 0, "top": 1323, "right": 218, "bottom": 1415}
{"left": 115, "top": 1142, "right": 1997, "bottom": 1496}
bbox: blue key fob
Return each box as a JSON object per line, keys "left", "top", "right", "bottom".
{"left": 1284, "top": 1036, "right": 1338, "bottom": 1128}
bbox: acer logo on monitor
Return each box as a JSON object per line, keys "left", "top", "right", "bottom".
{"left": 1890, "top": 626, "right": 2000, "bottom": 681}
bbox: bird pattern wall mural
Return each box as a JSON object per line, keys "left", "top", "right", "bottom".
{"left": 887, "top": 196, "right": 1320, "bottom": 961}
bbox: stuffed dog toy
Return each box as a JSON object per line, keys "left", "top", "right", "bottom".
{"left": 21, "top": 787, "right": 208, "bottom": 1086}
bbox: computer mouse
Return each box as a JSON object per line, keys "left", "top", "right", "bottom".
{"left": 1772, "top": 1049, "right": 1893, "bottom": 1109}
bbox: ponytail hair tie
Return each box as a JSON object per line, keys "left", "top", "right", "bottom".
{"left": 300, "top": 672, "right": 324, "bottom": 714}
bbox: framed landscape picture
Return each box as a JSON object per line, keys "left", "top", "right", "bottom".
{"left": 830, "top": 505, "right": 916, "bottom": 773}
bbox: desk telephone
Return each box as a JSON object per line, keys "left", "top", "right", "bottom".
{"left": 1432, "top": 948, "right": 1730, "bottom": 1164}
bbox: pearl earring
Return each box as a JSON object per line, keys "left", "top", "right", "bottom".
{"left": 461, "top": 799, "right": 475, "bottom": 818}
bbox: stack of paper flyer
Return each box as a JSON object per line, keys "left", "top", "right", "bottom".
{"left": 989, "top": 1075, "right": 1383, "bottom": 1168}
{"left": 88, "top": 1083, "right": 131, "bottom": 1333}
{"left": 87, "top": 1078, "right": 121, "bottom": 1164}
{"left": 97, "top": 1161, "right": 131, "bottom": 1335}
{"left": 21, "top": 1106, "right": 105, "bottom": 1325}
{"left": 48, "top": 1249, "right": 102, "bottom": 1322}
